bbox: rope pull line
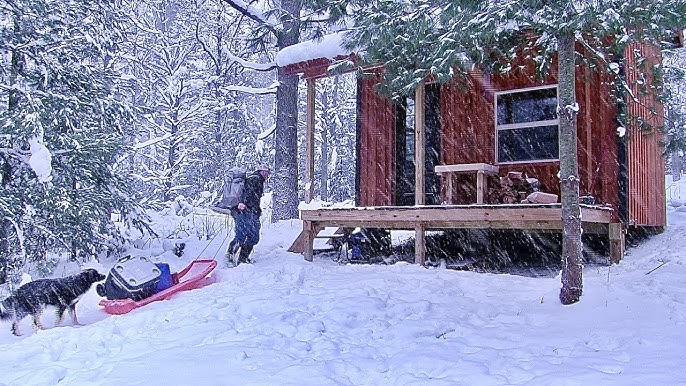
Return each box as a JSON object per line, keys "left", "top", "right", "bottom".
{"left": 192, "top": 213, "right": 234, "bottom": 261}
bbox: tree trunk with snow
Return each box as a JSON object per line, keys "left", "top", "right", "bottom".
{"left": 0, "top": 43, "right": 23, "bottom": 284}
{"left": 557, "top": 31, "right": 583, "bottom": 305}
{"left": 670, "top": 152, "right": 682, "bottom": 181}
{"left": 271, "top": 0, "right": 303, "bottom": 222}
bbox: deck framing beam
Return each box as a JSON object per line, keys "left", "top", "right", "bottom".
{"left": 292, "top": 204, "right": 619, "bottom": 265}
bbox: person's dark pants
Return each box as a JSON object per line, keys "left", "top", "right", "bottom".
{"left": 229, "top": 211, "right": 261, "bottom": 263}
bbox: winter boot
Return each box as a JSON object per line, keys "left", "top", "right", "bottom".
{"left": 225, "top": 241, "right": 240, "bottom": 267}
{"left": 237, "top": 244, "right": 254, "bottom": 265}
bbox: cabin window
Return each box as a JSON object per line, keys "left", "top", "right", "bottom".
{"left": 495, "top": 86, "right": 559, "bottom": 163}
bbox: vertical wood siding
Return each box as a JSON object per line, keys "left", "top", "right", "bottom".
{"left": 625, "top": 43, "right": 667, "bottom": 226}
{"left": 438, "top": 50, "right": 622, "bottom": 220}
{"left": 352, "top": 44, "right": 664, "bottom": 226}
{"left": 358, "top": 76, "right": 395, "bottom": 206}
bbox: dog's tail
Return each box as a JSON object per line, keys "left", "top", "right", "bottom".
{"left": 0, "top": 296, "right": 14, "bottom": 320}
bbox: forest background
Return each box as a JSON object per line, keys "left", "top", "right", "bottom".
{"left": 0, "top": 0, "right": 361, "bottom": 281}
{"left": 0, "top": 0, "right": 685, "bottom": 284}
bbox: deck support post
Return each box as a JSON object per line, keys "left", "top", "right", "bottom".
{"left": 476, "top": 170, "right": 485, "bottom": 204}
{"left": 305, "top": 78, "right": 316, "bottom": 203}
{"left": 303, "top": 220, "right": 315, "bottom": 262}
{"left": 414, "top": 83, "right": 426, "bottom": 205}
{"left": 414, "top": 222, "right": 426, "bottom": 266}
{"left": 609, "top": 222, "right": 625, "bottom": 264}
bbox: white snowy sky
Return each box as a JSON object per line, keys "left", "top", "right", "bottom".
{"left": 1, "top": 177, "right": 686, "bottom": 384}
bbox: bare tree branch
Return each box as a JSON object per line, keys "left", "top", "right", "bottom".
{"left": 219, "top": 0, "right": 279, "bottom": 35}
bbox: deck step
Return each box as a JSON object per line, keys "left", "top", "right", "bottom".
{"left": 288, "top": 227, "right": 347, "bottom": 254}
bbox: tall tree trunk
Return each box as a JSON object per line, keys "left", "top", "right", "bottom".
{"left": 0, "top": 35, "right": 24, "bottom": 284}
{"left": 166, "top": 116, "right": 179, "bottom": 202}
{"left": 557, "top": 31, "right": 583, "bottom": 305}
{"left": 670, "top": 151, "right": 683, "bottom": 181}
{"left": 272, "top": 0, "right": 302, "bottom": 221}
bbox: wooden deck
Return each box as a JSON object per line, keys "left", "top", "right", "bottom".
{"left": 291, "top": 204, "right": 623, "bottom": 264}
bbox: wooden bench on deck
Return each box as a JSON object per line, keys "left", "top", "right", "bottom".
{"left": 434, "top": 163, "right": 500, "bottom": 204}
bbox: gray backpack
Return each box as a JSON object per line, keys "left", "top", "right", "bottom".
{"left": 214, "top": 167, "right": 246, "bottom": 209}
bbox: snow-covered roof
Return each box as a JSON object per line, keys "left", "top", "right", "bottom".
{"left": 275, "top": 31, "right": 354, "bottom": 68}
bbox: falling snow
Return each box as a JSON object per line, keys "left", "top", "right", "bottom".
{"left": 1, "top": 177, "right": 686, "bottom": 384}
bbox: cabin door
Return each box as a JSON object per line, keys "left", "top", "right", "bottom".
{"left": 395, "top": 84, "right": 441, "bottom": 206}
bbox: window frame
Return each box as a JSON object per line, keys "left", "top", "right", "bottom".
{"left": 494, "top": 84, "right": 560, "bottom": 164}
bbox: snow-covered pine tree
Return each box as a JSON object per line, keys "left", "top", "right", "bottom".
{"left": 220, "top": 0, "right": 358, "bottom": 221}
{"left": 115, "top": 0, "right": 274, "bottom": 209}
{"left": 311, "top": 74, "right": 357, "bottom": 203}
{"left": 663, "top": 46, "right": 686, "bottom": 179}
{"left": 467, "top": 0, "right": 685, "bottom": 305}
{"left": 339, "top": 0, "right": 686, "bottom": 304}
{"left": 116, "top": 0, "right": 208, "bottom": 206}
{"left": 0, "top": 0, "right": 135, "bottom": 278}
{"left": 193, "top": 0, "right": 276, "bottom": 205}
{"left": 217, "top": 0, "right": 302, "bottom": 221}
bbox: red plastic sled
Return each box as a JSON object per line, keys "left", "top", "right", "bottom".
{"left": 99, "top": 259, "right": 218, "bottom": 315}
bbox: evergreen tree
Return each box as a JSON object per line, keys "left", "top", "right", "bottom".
{"left": 339, "top": 0, "right": 686, "bottom": 303}
{"left": 309, "top": 74, "right": 357, "bottom": 203}
{"left": 663, "top": 46, "right": 686, "bottom": 178}
{"left": 0, "top": 0, "right": 135, "bottom": 279}
{"left": 220, "top": 0, "right": 355, "bottom": 221}
{"left": 193, "top": 0, "right": 276, "bottom": 203}
{"left": 118, "top": 0, "right": 275, "bottom": 209}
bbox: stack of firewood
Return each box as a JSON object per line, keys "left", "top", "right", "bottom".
{"left": 488, "top": 171, "right": 558, "bottom": 204}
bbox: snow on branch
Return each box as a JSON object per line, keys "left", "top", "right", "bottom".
{"left": 132, "top": 132, "right": 173, "bottom": 150}
{"left": 1, "top": 132, "right": 54, "bottom": 183}
{"left": 228, "top": 52, "right": 277, "bottom": 71}
{"left": 28, "top": 136, "right": 52, "bottom": 183}
{"left": 257, "top": 124, "right": 276, "bottom": 140}
{"left": 0, "top": 147, "right": 30, "bottom": 165}
{"left": 195, "top": 23, "right": 275, "bottom": 72}
{"left": 221, "top": 82, "right": 279, "bottom": 95}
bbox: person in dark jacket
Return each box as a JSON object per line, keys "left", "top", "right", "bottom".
{"left": 227, "top": 166, "right": 270, "bottom": 265}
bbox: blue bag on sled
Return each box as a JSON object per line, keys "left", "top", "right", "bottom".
{"left": 155, "top": 263, "right": 173, "bottom": 292}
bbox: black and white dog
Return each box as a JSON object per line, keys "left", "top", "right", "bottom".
{"left": 0, "top": 268, "right": 106, "bottom": 335}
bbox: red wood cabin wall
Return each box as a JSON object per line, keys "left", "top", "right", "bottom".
{"left": 289, "top": 44, "right": 665, "bottom": 227}
{"left": 625, "top": 43, "right": 667, "bottom": 227}
{"left": 439, "top": 56, "right": 622, "bottom": 221}
{"left": 358, "top": 76, "right": 396, "bottom": 206}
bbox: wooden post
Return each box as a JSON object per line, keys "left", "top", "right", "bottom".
{"left": 414, "top": 82, "right": 426, "bottom": 205}
{"left": 445, "top": 176, "right": 453, "bottom": 204}
{"left": 303, "top": 220, "right": 315, "bottom": 262}
{"left": 609, "top": 222, "right": 625, "bottom": 264}
{"left": 305, "top": 78, "right": 315, "bottom": 203}
{"left": 414, "top": 222, "right": 426, "bottom": 265}
{"left": 476, "top": 170, "right": 485, "bottom": 204}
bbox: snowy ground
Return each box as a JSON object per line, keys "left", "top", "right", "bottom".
{"left": 1, "top": 180, "right": 686, "bottom": 385}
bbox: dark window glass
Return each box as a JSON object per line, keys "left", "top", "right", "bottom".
{"left": 497, "top": 125, "right": 559, "bottom": 162}
{"left": 497, "top": 88, "right": 558, "bottom": 125}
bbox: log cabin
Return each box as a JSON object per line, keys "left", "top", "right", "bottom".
{"left": 279, "top": 33, "right": 668, "bottom": 266}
